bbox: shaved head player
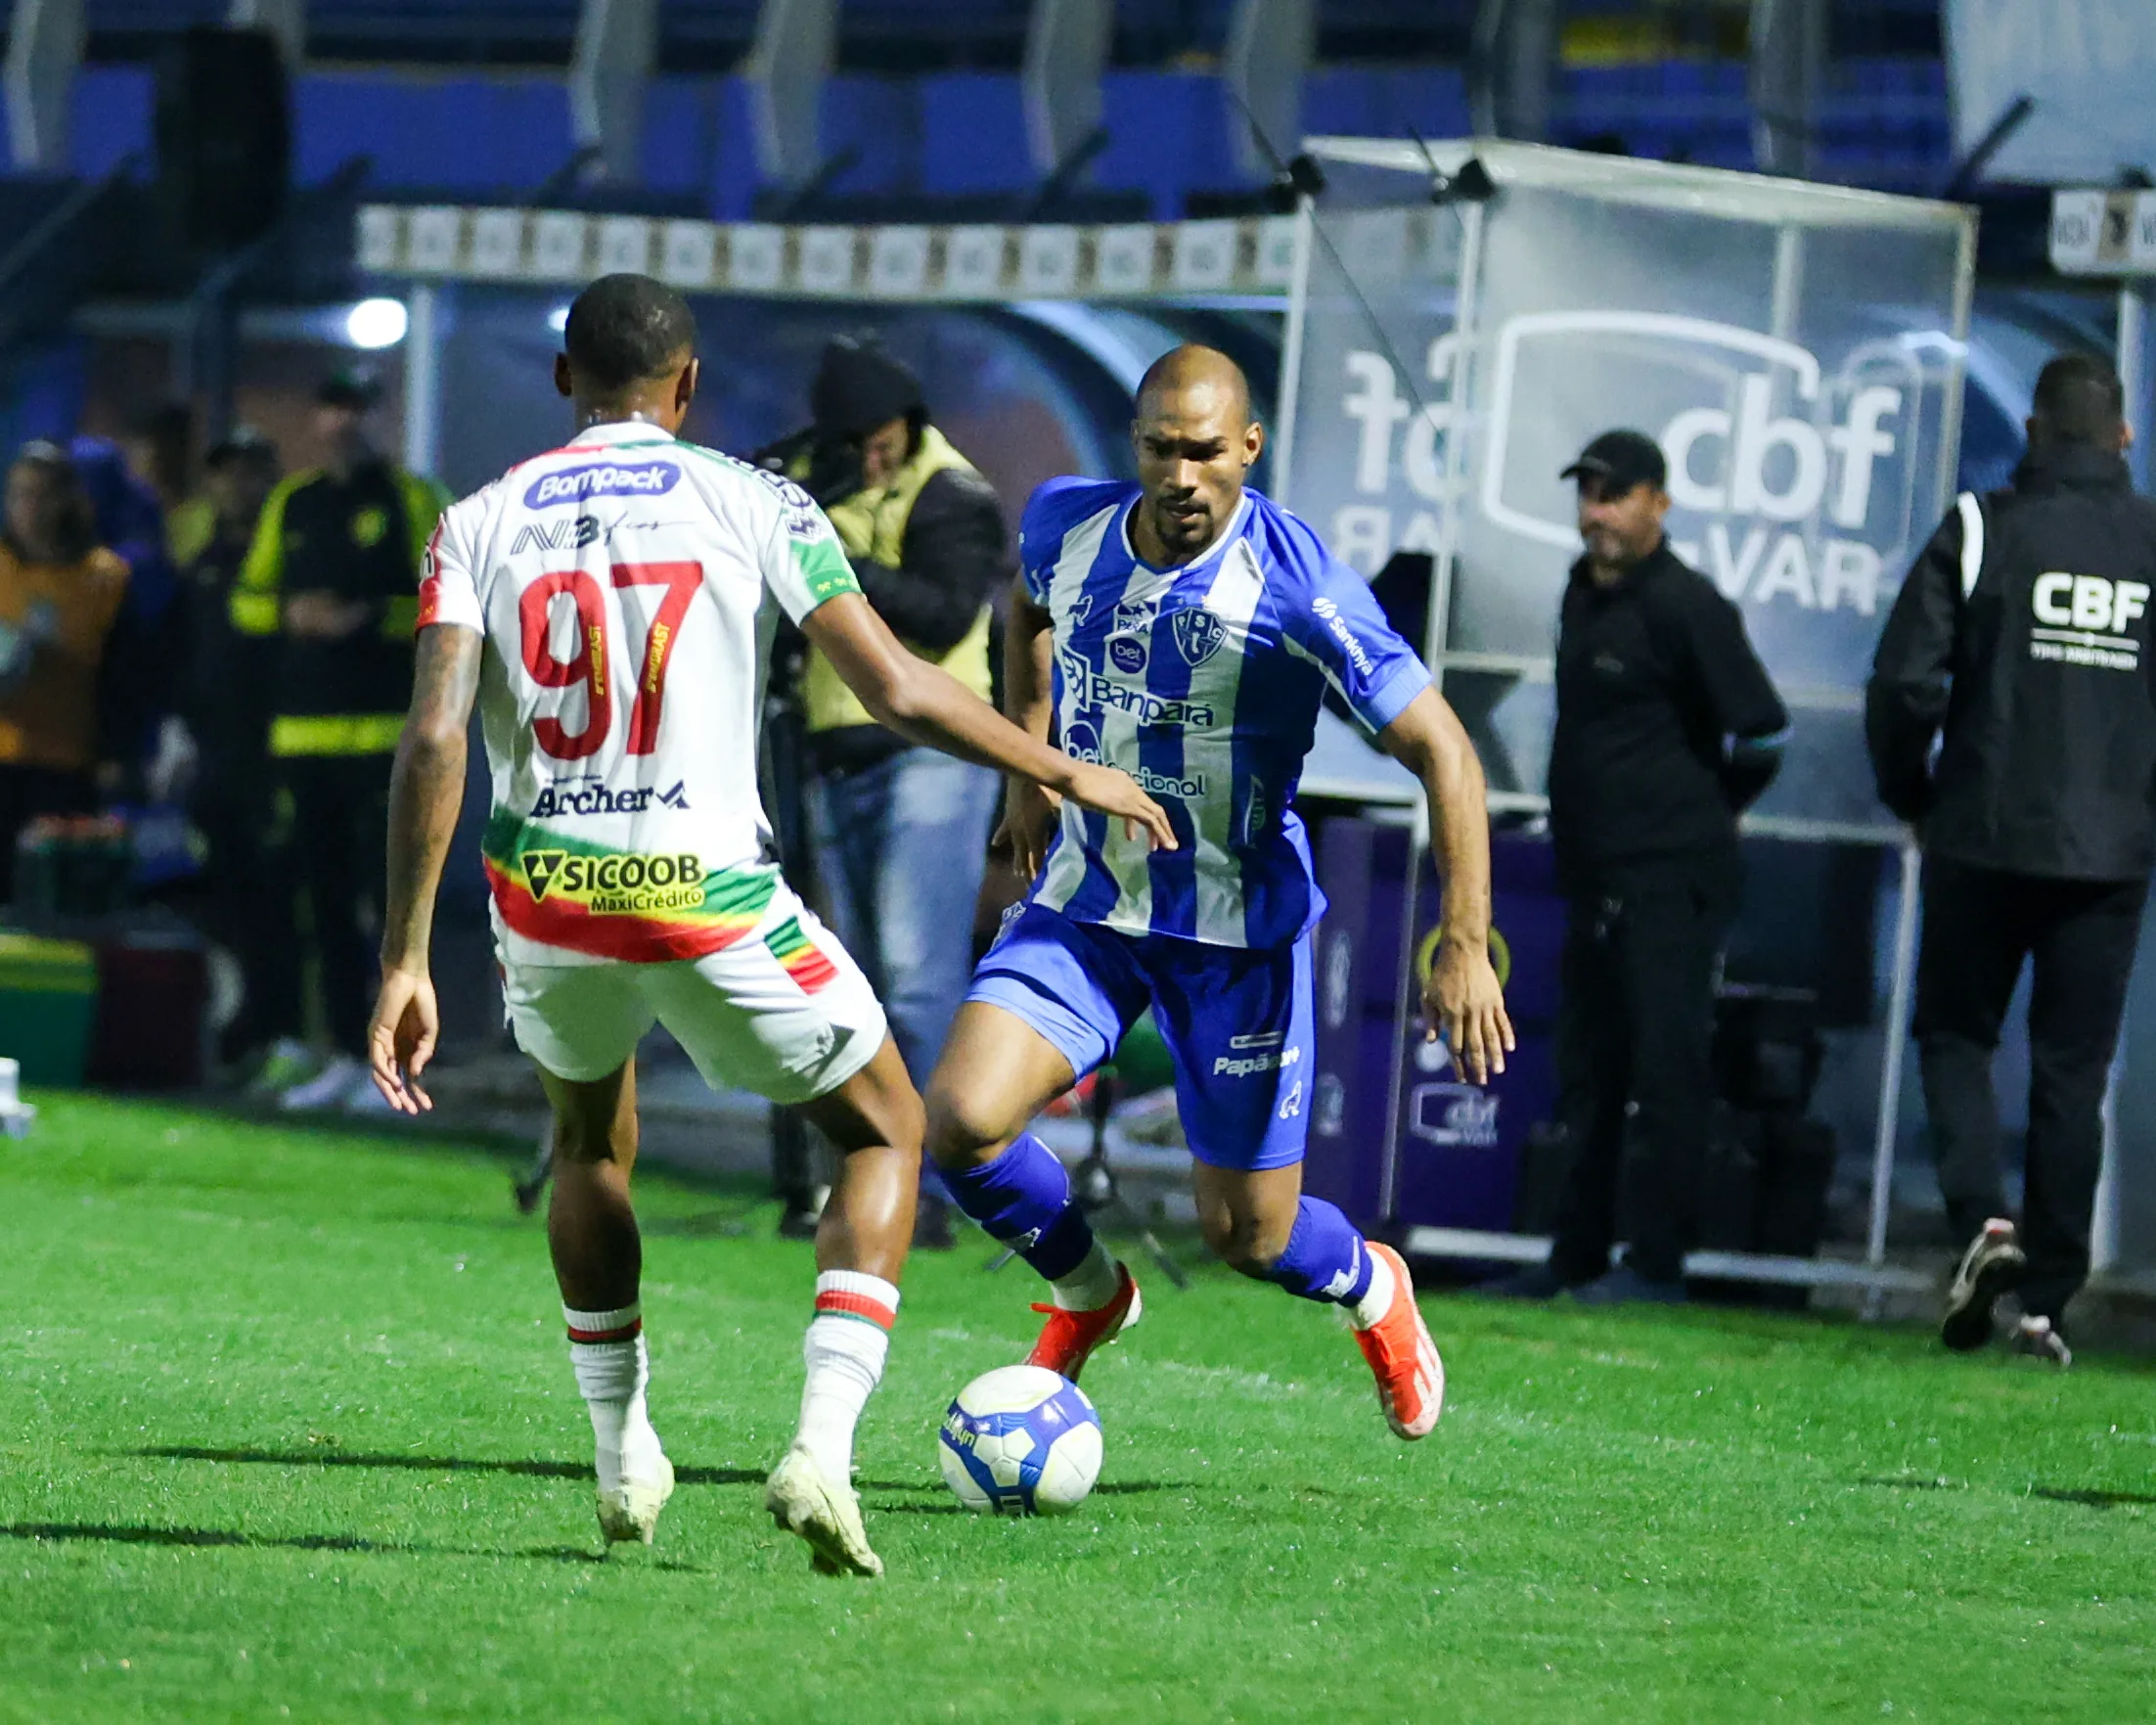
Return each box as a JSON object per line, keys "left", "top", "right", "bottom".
{"left": 925, "top": 345, "right": 1512, "bottom": 1438}
{"left": 364, "top": 274, "right": 1171, "bottom": 1576}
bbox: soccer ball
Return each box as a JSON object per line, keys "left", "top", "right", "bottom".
{"left": 937, "top": 1365, "right": 1102, "bottom": 1516}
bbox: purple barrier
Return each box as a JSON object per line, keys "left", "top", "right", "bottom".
{"left": 1306, "top": 817, "right": 1565, "bottom": 1235}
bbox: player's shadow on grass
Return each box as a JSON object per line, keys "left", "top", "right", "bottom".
{"left": 127, "top": 1445, "right": 762, "bottom": 1487}
{"left": 2029, "top": 1486, "right": 2156, "bottom": 1510}
{"left": 0, "top": 1521, "right": 645, "bottom": 1566}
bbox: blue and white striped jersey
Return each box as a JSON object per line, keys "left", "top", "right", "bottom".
{"left": 1021, "top": 477, "right": 1431, "bottom": 949}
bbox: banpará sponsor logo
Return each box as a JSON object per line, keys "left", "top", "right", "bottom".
{"left": 1309, "top": 596, "right": 1375, "bottom": 676}
{"left": 1212, "top": 1044, "right": 1301, "bottom": 1079}
{"left": 524, "top": 461, "right": 681, "bottom": 510}
{"left": 517, "top": 849, "right": 707, "bottom": 913}
{"left": 530, "top": 780, "right": 691, "bottom": 819}
{"left": 1078, "top": 672, "right": 1215, "bottom": 727}
{"left": 511, "top": 515, "right": 602, "bottom": 556}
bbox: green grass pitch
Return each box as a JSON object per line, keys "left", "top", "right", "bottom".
{"left": 3, "top": 1096, "right": 2153, "bottom": 1723}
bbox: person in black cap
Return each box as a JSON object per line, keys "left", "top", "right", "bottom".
{"left": 1489, "top": 428, "right": 1787, "bottom": 1304}
{"left": 230, "top": 367, "right": 451, "bottom": 1110}
{"left": 777, "top": 334, "right": 1009, "bottom": 1248}
{"left": 1868, "top": 352, "right": 2156, "bottom": 1368}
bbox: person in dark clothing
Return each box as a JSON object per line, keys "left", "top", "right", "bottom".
{"left": 781, "top": 337, "right": 1010, "bottom": 1249}
{"left": 231, "top": 371, "right": 450, "bottom": 1111}
{"left": 1866, "top": 353, "right": 2156, "bottom": 1368}
{"left": 176, "top": 428, "right": 305, "bottom": 1078}
{"left": 1490, "top": 429, "right": 1788, "bottom": 1305}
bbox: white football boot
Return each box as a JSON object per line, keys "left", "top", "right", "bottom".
{"left": 765, "top": 1443, "right": 882, "bottom": 1578}
{"left": 596, "top": 1453, "right": 676, "bottom": 1548}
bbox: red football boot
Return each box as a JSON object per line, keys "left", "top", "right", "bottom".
{"left": 1352, "top": 1243, "right": 1445, "bottom": 1439}
{"left": 1025, "top": 1262, "right": 1143, "bottom": 1383}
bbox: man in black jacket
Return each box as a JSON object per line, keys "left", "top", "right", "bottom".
{"left": 1867, "top": 353, "right": 2156, "bottom": 1367}
{"left": 792, "top": 338, "right": 1009, "bottom": 1248}
{"left": 1494, "top": 430, "right": 1788, "bottom": 1304}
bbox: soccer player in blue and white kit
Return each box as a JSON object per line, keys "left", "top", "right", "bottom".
{"left": 924, "top": 346, "right": 1513, "bottom": 1439}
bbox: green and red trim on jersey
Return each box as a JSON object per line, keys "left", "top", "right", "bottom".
{"left": 482, "top": 808, "right": 779, "bottom": 963}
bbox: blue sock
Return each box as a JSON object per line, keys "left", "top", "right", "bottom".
{"left": 1269, "top": 1198, "right": 1375, "bottom": 1305}
{"left": 935, "top": 1132, "right": 1097, "bottom": 1282}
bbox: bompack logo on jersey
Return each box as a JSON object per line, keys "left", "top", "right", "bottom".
{"left": 2030, "top": 572, "right": 2148, "bottom": 671}
{"left": 529, "top": 780, "right": 691, "bottom": 819}
{"left": 525, "top": 461, "right": 681, "bottom": 510}
{"left": 517, "top": 849, "right": 707, "bottom": 915}
{"left": 511, "top": 515, "right": 603, "bottom": 556}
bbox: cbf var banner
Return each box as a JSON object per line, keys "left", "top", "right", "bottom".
{"left": 1286, "top": 180, "right": 1971, "bottom": 833}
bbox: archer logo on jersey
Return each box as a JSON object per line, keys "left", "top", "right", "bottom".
{"left": 518, "top": 849, "right": 706, "bottom": 914}
{"left": 511, "top": 515, "right": 603, "bottom": 556}
{"left": 1310, "top": 596, "right": 1376, "bottom": 678}
{"left": 525, "top": 461, "right": 681, "bottom": 510}
{"left": 529, "top": 780, "right": 691, "bottom": 819}
{"left": 2031, "top": 572, "right": 2147, "bottom": 671}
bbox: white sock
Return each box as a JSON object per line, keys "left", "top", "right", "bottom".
{"left": 563, "top": 1303, "right": 661, "bottom": 1494}
{"left": 1051, "top": 1238, "right": 1123, "bottom": 1312}
{"left": 1347, "top": 1246, "right": 1395, "bottom": 1332}
{"left": 795, "top": 1271, "right": 898, "bottom": 1482}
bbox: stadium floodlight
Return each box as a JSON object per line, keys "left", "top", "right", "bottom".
{"left": 345, "top": 296, "right": 409, "bottom": 349}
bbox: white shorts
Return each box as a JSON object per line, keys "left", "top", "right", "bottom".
{"left": 501, "top": 891, "right": 888, "bottom": 1105}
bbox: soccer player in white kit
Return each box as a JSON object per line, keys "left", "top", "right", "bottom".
{"left": 363, "top": 275, "right": 1172, "bottom": 1577}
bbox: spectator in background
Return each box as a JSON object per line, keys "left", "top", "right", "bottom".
{"left": 177, "top": 427, "right": 305, "bottom": 1084}
{"left": 1489, "top": 430, "right": 1787, "bottom": 1305}
{"left": 789, "top": 336, "right": 1008, "bottom": 1248}
{"left": 123, "top": 401, "right": 215, "bottom": 571}
{"left": 0, "top": 445, "right": 134, "bottom": 897}
{"left": 230, "top": 370, "right": 450, "bottom": 1112}
{"left": 1866, "top": 353, "right": 2156, "bottom": 1369}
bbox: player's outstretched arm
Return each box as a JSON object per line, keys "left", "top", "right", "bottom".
{"left": 1378, "top": 685, "right": 1515, "bottom": 1084}
{"left": 804, "top": 592, "right": 1176, "bottom": 852}
{"left": 370, "top": 622, "right": 483, "bottom": 1113}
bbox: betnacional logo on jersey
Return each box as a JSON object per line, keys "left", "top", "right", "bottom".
{"left": 1170, "top": 607, "right": 1226, "bottom": 667}
{"left": 525, "top": 461, "right": 682, "bottom": 510}
{"left": 517, "top": 849, "right": 707, "bottom": 915}
{"left": 529, "top": 780, "right": 691, "bottom": 819}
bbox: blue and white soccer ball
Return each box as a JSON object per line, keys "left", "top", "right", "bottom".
{"left": 937, "top": 1365, "right": 1102, "bottom": 1516}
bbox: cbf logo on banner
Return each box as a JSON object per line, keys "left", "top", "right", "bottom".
{"left": 1324, "top": 311, "right": 1932, "bottom": 642}
{"left": 1478, "top": 311, "right": 1924, "bottom": 620}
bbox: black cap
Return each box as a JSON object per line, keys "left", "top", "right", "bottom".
{"left": 204, "top": 425, "right": 276, "bottom": 469}
{"left": 316, "top": 367, "right": 383, "bottom": 412}
{"left": 810, "top": 336, "right": 923, "bottom": 441}
{"left": 1561, "top": 428, "right": 1667, "bottom": 494}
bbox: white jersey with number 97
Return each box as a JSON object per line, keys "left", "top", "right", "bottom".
{"left": 419, "top": 420, "right": 860, "bottom": 969}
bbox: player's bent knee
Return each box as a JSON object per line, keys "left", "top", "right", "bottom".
{"left": 921, "top": 1079, "right": 1011, "bottom": 1172}
{"left": 1200, "top": 1210, "right": 1294, "bottom": 1279}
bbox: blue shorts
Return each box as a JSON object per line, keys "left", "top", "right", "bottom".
{"left": 966, "top": 901, "right": 1313, "bottom": 1171}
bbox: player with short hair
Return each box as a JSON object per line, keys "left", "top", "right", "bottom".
{"left": 365, "top": 273, "right": 1172, "bottom": 1577}
{"left": 925, "top": 345, "right": 1512, "bottom": 1439}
